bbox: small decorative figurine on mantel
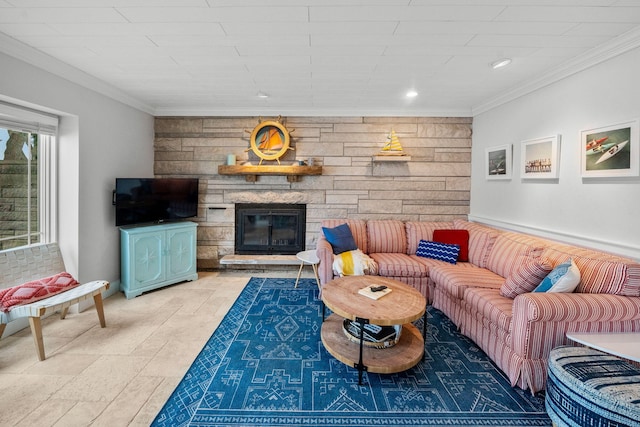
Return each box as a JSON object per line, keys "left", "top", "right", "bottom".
{"left": 377, "top": 129, "right": 407, "bottom": 156}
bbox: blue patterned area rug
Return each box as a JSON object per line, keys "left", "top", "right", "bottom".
{"left": 153, "top": 277, "right": 551, "bottom": 427}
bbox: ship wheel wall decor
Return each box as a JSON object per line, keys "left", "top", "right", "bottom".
{"left": 248, "top": 119, "right": 292, "bottom": 165}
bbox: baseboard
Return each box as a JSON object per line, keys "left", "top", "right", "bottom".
{"left": 1, "top": 317, "right": 29, "bottom": 338}
{"left": 468, "top": 215, "right": 640, "bottom": 261}
{"left": 77, "top": 279, "right": 120, "bottom": 312}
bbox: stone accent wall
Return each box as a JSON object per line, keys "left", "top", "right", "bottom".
{"left": 154, "top": 116, "right": 472, "bottom": 269}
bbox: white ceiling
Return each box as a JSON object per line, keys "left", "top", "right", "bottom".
{"left": 1, "top": 1, "right": 640, "bottom": 116}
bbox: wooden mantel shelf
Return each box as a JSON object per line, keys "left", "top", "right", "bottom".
{"left": 372, "top": 154, "right": 411, "bottom": 162}
{"left": 218, "top": 164, "right": 323, "bottom": 182}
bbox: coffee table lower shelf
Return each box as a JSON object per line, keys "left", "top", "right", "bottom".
{"left": 321, "top": 314, "right": 424, "bottom": 375}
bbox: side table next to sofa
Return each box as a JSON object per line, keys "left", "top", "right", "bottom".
{"left": 294, "top": 250, "right": 320, "bottom": 289}
{"left": 565, "top": 331, "right": 640, "bottom": 362}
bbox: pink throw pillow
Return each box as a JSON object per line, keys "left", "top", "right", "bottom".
{"left": 0, "top": 272, "right": 80, "bottom": 312}
{"left": 500, "top": 260, "right": 552, "bottom": 299}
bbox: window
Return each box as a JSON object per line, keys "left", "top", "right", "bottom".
{"left": 0, "top": 102, "right": 57, "bottom": 251}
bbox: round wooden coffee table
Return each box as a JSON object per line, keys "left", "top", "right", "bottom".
{"left": 321, "top": 276, "right": 426, "bottom": 383}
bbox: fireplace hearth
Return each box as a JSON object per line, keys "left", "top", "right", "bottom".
{"left": 234, "top": 203, "right": 306, "bottom": 255}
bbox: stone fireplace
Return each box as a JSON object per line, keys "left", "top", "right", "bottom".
{"left": 234, "top": 203, "right": 306, "bottom": 255}
{"left": 153, "top": 116, "right": 472, "bottom": 268}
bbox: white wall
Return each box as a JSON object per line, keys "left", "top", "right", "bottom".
{"left": 471, "top": 47, "right": 640, "bottom": 260}
{"left": 0, "top": 52, "right": 154, "bottom": 286}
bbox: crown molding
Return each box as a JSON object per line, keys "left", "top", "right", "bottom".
{"left": 153, "top": 106, "right": 473, "bottom": 117}
{"left": 472, "top": 27, "right": 640, "bottom": 116}
{"left": 0, "top": 33, "right": 155, "bottom": 115}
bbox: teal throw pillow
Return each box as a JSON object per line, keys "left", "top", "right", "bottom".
{"left": 533, "top": 258, "right": 581, "bottom": 293}
{"left": 322, "top": 223, "right": 358, "bottom": 255}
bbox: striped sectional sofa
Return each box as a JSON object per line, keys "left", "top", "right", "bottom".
{"left": 316, "top": 219, "right": 640, "bottom": 394}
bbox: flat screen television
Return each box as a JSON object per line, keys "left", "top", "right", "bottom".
{"left": 114, "top": 177, "right": 198, "bottom": 226}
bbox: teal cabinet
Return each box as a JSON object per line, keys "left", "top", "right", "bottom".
{"left": 120, "top": 221, "right": 198, "bottom": 299}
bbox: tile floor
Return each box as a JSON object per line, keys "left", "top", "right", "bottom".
{"left": 0, "top": 270, "right": 304, "bottom": 426}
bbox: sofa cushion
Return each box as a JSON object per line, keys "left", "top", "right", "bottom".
{"left": 406, "top": 221, "right": 454, "bottom": 255}
{"left": 322, "top": 223, "right": 358, "bottom": 255}
{"left": 464, "top": 287, "right": 514, "bottom": 334}
{"left": 542, "top": 243, "right": 639, "bottom": 296}
{"left": 500, "top": 259, "right": 553, "bottom": 299}
{"left": 411, "top": 255, "right": 476, "bottom": 271}
{"left": 0, "top": 272, "right": 79, "bottom": 312}
{"left": 486, "top": 232, "right": 546, "bottom": 279}
{"left": 321, "top": 219, "right": 368, "bottom": 254}
{"left": 534, "top": 259, "right": 581, "bottom": 293}
{"left": 431, "top": 264, "right": 504, "bottom": 300}
{"left": 367, "top": 220, "right": 407, "bottom": 254}
{"left": 433, "top": 229, "right": 469, "bottom": 262}
{"left": 453, "top": 220, "right": 500, "bottom": 268}
{"left": 369, "top": 253, "right": 427, "bottom": 278}
{"left": 416, "top": 240, "right": 460, "bottom": 264}
{"left": 574, "top": 259, "right": 633, "bottom": 295}
{"left": 410, "top": 255, "right": 455, "bottom": 272}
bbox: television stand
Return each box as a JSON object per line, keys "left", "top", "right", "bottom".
{"left": 120, "top": 221, "right": 198, "bottom": 298}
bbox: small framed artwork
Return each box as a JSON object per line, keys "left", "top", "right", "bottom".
{"left": 581, "top": 119, "right": 639, "bottom": 178}
{"left": 521, "top": 135, "right": 561, "bottom": 180}
{"left": 485, "top": 144, "right": 512, "bottom": 180}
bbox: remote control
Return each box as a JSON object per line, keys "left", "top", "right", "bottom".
{"left": 370, "top": 285, "right": 387, "bottom": 292}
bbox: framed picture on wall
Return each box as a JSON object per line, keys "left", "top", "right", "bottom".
{"left": 581, "top": 119, "right": 639, "bottom": 178}
{"left": 485, "top": 144, "right": 512, "bottom": 180}
{"left": 520, "top": 135, "right": 561, "bottom": 180}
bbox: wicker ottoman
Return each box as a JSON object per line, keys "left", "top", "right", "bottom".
{"left": 546, "top": 345, "right": 640, "bottom": 427}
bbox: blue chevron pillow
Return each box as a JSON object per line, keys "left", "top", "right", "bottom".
{"left": 416, "top": 240, "right": 460, "bottom": 264}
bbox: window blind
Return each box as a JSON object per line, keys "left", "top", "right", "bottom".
{"left": 0, "top": 101, "right": 59, "bottom": 136}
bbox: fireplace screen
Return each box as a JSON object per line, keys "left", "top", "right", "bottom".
{"left": 235, "top": 203, "right": 306, "bottom": 255}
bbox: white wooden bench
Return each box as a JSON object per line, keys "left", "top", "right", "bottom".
{"left": 0, "top": 243, "right": 109, "bottom": 360}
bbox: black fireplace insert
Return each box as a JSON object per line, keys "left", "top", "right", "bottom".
{"left": 234, "top": 203, "right": 306, "bottom": 255}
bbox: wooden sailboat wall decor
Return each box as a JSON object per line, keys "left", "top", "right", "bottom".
{"left": 373, "top": 129, "right": 411, "bottom": 162}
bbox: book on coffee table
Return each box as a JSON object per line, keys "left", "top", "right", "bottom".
{"left": 358, "top": 285, "right": 392, "bottom": 300}
{"left": 343, "top": 319, "right": 399, "bottom": 344}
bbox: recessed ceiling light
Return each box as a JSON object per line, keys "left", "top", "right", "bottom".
{"left": 257, "top": 92, "right": 269, "bottom": 99}
{"left": 406, "top": 90, "right": 418, "bottom": 98}
{"left": 491, "top": 58, "right": 512, "bottom": 69}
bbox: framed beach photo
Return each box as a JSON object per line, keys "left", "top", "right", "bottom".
{"left": 485, "top": 144, "right": 512, "bottom": 180}
{"left": 521, "top": 135, "right": 561, "bottom": 180}
{"left": 581, "top": 119, "right": 639, "bottom": 178}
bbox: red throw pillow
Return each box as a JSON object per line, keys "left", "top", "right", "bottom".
{"left": 0, "top": 272, "right": 80, "bottom": 312}
{"left": 433, "top": 229, "right": 470, "bottom": 262}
